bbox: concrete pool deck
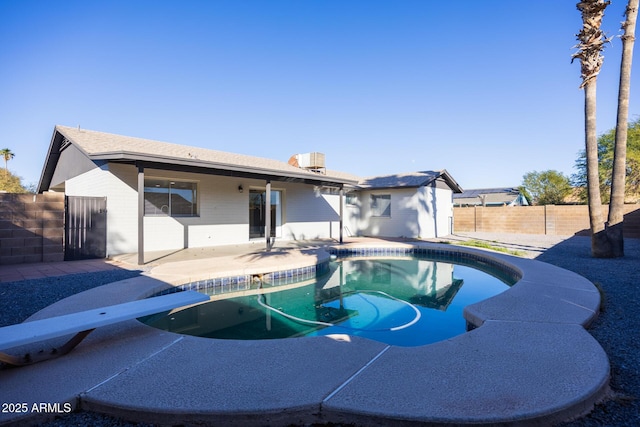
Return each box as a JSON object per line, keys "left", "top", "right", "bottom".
{"left": 0, "top": 237, "right": 609, "bottom": 426}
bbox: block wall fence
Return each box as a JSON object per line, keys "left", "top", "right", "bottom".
{"left": 453, "top": 205, "right": 640, "bottom": 238}
{"left": 0, "top": 193, "right": 65, "bottom": 265}
{"left": 3, "top": 194, "right": 640, "bottom": 266}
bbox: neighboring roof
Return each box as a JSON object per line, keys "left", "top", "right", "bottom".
{"left": 453, "top": 187, "right": 520, "bottom": 198}
{"left": 357, "top": 170, "right": 463, "bottom": 193}
{"left": 453, "top": 187, "right": 527, "bottom": 206}
{"left": 38, "top": 126, "right": 360, "bottom": 192}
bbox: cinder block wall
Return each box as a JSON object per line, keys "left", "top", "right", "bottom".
{"left": 454, "top": 205, "right": 640, "bottom": 238}
{"left": 0, "top": 193, "right": 65, "bottom": 265}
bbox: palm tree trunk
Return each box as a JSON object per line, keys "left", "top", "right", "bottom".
{"left": 584, "top": 80, "right": 611, "bottom": 257}
{"left": 607, "top": 0, "right": 638, "bottom": 257}
{"left": 574, "top": 0, "right": 612, "bottom": 257}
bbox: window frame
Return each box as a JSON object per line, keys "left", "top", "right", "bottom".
{"left": 143, "top": 178, "right": 199, "bottom": 217}
{"left": 370, "top": 194, "right": 391, "bottom": 217}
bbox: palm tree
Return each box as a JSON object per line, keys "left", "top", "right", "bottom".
{"left": 0, "top": 148, "right": 14, "bottom": 177}
{"left": 573, "top": 0, "right": 612, "bottom": 257}
{"left": 607, "top": 0, "right": 639, "bottom": 257}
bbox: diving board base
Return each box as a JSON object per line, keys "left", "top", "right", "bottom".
{"left": 0, "top": 329, "right": 95, "bottom": 367}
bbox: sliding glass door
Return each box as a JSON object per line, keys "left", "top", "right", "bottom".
{"left": 249, "top": 189, "right": 282, "bottom": 238}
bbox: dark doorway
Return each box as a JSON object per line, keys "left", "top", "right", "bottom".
{"left": 249, "top": 190, "right": 276, "bottom": 239}
{"left": 65, "top": 196, "right": 107, "bottom": 260}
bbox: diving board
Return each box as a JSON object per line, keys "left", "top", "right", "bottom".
{"left": 0, "top": 290, "right": 209, "bottom": 366}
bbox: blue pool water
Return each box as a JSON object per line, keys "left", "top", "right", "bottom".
{"left": 142, "top": 257, "right": 513, "bottom": 347}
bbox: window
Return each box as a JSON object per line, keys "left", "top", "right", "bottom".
{"left": 371, "top": 194, "right": 391, "bottom": 217}
{"left": 144, "top": 178, "right": 198, "bottom": 216}
{"left": 346, "top": 193, "right": 358, "bottom": 206}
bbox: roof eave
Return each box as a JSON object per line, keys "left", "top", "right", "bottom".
{"left": 89, "top": 152, "right": 359, "bottom": 186}
{"left": 356, "top": 184, "right": 422, "bottom": 191}
{"left": 37, "top": 130, "right": 65, "bottom": 193}
{"left": 438, "top": 169, "right": 463, "bottom": 193}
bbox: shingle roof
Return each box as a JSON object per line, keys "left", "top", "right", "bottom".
{"left": 45, "top": 126, "right": 360, "bottom": 186}
{"left": 357, "top": 170, "right": 462, "bottom": 192}
{"left": 453, "top": 187, "right": 520, "bottom": 199}
{"left": 39, "top": 126, "right": 462, "bottom": 194}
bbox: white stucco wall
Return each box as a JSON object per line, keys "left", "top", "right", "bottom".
{"left": 66, "top": 165, "right": 355, "bottom": 255}
{"left": 281, "top": 185, "right": 342, "bottom": 240}
{"left": 133, "top": 168, "right": 253, "bottom": 253}
{"left": 413, "top": 185, "right": 454, "bottom": 238}
{"left": 64, "top": 163, "right": 139, "bottom": 256}
{"left": 64, "top": 161, "right": 453, "bottom": 255}
{"left": 430, "top": 185, "right": 454, "bottom": 238}
{"left": 355, "top": 185, "right": 453, "bottom": 239}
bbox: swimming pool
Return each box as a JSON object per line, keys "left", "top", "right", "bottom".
{"left": 9, "top": 240, "right": 607, "bottom": 427}
{"left": 143, "top": 255, "right": 514, "bottom": 346}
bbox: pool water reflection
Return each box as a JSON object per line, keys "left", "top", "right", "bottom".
{"left": 142, "top": 258, "right": 511, "bottom": 347}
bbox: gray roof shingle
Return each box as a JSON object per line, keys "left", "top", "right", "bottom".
{"left": 357, "top": 170, "right": 462, "bottom": 192}
{"left": 39, "top": 126, "right": 461, "bottom": 194}
{"left": 52, "top": 126, "right": 361, "bottom": 185}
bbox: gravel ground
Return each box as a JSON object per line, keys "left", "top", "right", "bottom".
{"left": 0, "top": 270, "right": 142, "bottom": 328}
{"left": 2, "top": 234, "right": 639, "bottom": 426}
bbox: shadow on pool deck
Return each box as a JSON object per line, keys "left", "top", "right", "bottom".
{"left": 111, "top": 238, "right": 340, "bottom": 266}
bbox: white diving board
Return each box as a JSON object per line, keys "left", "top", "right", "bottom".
{"left": 0, "top": 290, "right": 210, "bottom": 366}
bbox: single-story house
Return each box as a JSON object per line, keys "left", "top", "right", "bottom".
{"left": 37, "top": 126, "right": 462, "bottom": 263}
{"left": 453, "top": 187, "right": 528, "bottom": 207}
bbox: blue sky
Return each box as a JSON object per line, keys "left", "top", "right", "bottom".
{"left": 1, "top": 0, "right": 638, "bottom": 190}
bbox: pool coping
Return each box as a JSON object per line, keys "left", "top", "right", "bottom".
{"left": 0, "top": 241, "right": 610, "bottom": 426}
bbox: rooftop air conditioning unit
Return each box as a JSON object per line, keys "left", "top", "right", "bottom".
{"left": 288, "top": 152, "right": 326, "bottom": 174}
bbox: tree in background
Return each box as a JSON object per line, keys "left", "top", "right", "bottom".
{"left": 0, "top": 170, "right": 29, "bottom": 193}
{"left": 572, "top": 0, "right": 611, "bottom": 257}
{"left": 573, "top": 118, "right": 640, "bottom": 203}
{"left": 522, "top": 170, "right": 572, "bottom": 205}
{"left": 607, "top": 0, "right": 638, "bottom": 257}
{"left": 517, "top": 186, "right": 533, "bottom": 205}
{"left": 1, "top": 148, "right": 14, "bottom": 176}
{"left": 0, "top": 148, "right": 34, "bottom": 193}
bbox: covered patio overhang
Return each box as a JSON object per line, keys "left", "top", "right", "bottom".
{"left": 118, "top": 156, "right": 356, "bottom": 265}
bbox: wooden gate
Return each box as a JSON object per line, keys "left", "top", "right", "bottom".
{"left": 65, "top": 196, "right": 107, "bottom": 260}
